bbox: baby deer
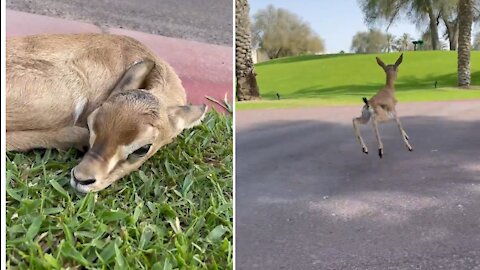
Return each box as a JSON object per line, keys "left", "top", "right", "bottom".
{"left": 7, "top": 33, "right": 207, "bottom": 193}
{"left": 352, "top": 54, "right": 413, "bottom": 158}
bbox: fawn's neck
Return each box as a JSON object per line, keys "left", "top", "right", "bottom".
{"left": 385, "top": 72, "right": 396, "bottom": 90}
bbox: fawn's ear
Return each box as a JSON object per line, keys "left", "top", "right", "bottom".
{"left": 395, "top": 53, "right": 403, "bottom": 67}
{"left": 109, "top": 59, "right": 155, "bottom": 98}
{"left": 168, "top": 104, "right": 208, "bottom": 132}
{"left": 376, "top": 57, "right": 386, "bottom": 69}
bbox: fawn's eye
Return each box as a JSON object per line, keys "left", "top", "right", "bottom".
{"left": 131, "top": 144, "right": 152, "bottom": 157}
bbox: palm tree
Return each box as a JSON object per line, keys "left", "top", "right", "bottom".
{"left": 439, "top": 0, "right": 459, "bottom": 51}
{"left": 358, "top": 0, "right": 440, "bottom": 50}
{"left": 386, "top": 33, "right": 397, "bottom": 52}
{"left": 235, "top": 0, "right": 261, "bottom": 101}
{"left": 418, "top": 0, "right": 441, "bottom": 50}
{"left": 457, "top": 0, "right": 473, "bottom": 87}
{"left": 397, "top": 33, "right": 412, "bottom": 51}
{"left": 439, "top": 0, "right": 480, "bottom": 51}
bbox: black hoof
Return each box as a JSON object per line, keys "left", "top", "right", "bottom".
{"left": 362, "top": 147, "right": 368, "bottom": 154}
{"left": 378, "top": 149, "right": 383, "bottom": 158}
{"left": 408, "top": 147, "right": 413, "bottom": 152}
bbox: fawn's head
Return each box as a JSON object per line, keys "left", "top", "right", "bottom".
{"left": 376, "top": 53, "right": 403, "bottom": 80}
{"left": 71, "top": 59, "right": 206, "bottom": 193}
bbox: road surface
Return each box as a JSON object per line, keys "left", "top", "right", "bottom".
{"left": 6, "top": 0, "right": 232, "bottom": 46}
{"left": 236, "top": 100, "right": 480, "bottom": 269}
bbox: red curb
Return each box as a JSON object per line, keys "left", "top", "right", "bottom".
{"left": 6, "top": 10, "right": 102, "bottom": 37}
{"left": 6, "top": 10, "right": 233, "bottom": 113}
{"left": 108, "top": 28, "right": 233, "bottom": 111}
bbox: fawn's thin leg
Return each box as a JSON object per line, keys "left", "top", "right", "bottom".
{"left": 7, "top": 126, "right": 89, "bottom": 152}
{"left": 352, "top": 117, "right": 369, "bottom": 154}
{"left": 393, "top": 114, "right": 413, "bottom": 151}
{"left": 371, "top": 115, "right": 384, "bottom": 158}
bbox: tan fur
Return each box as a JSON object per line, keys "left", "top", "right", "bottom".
{"left": 352, "top": 54, "right": 413, "bottom": 158}
{"left": 7, "top": 33, "right": 207, "bottom": 192}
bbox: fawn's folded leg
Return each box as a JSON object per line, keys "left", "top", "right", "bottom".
{"left": 6, "top": 126, "right": 89, "bottom": 152}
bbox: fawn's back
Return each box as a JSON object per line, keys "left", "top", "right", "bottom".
{"left": 6, "top": 33, "right": 186, "bottom": 131}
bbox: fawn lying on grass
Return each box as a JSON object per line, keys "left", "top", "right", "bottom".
{"left": 7, "top": 33, "right": 207, "bottom": 192}
{"left": 352, "top": 54, "right": 413, "bottom": 158}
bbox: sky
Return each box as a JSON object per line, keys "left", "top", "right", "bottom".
{"left": 249, "top": 0, "right": 478, "bottom": 54}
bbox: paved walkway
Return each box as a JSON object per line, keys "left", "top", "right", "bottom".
{"left": 236, "top": 100, "right": 480, "bottom": 269}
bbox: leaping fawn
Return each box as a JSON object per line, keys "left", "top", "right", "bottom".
{"left": 352, "top": 53, "right": 413, "bottom": 158}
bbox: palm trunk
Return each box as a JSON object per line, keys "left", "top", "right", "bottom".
{"left": 457, "top": 0, "right": 473, "bottom": 87}
{"left": 235, "top": 0, "right": 261, "bottom": 101}
{"left": 443, "top": 19, "right": 459, "bottom": 51}
{"left": 426, "top": 1, "right": 440, "bottom": 50}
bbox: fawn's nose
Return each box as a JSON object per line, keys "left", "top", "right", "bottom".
{"left": 72, "top": 169, "right": 96, "bottom": 185}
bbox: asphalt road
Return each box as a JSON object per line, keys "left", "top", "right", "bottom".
{"left": 6, "top": 0, "right": 232, "bottom": 46}
{"left": 236, "top": 100, "right": 480, "bottom": 270}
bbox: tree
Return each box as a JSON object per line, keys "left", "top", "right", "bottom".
{"left": 351, "top": 29, "right": 389, "bottom": 53}
{"left": 416, "top": 0, "right": 441, "bottom": 50}
{"left": 421, "top": 29, "right": 448, "bottom": 50}
{"left": 474, "top": 32, "right": 480, "bottom": 50}
{"left": 386, "top": 33, "right": 398, "bottom": 52}
{"left": 438, "top": 0, "right": 460, "bottom": 51}
{"left": 358, "top": 0, "right": 441, "bottom": 49}
{"left": 396, "top": 33, "right": 413, "bottom": 51}
{"left": 457, "top": 0, "right": 474, "bottom": 87}
{"left": 235, "top": 0, "right": 261, "bottom": 101}
{"left": 252, "top": 5, "right": 325, "bottom": 59}
{"left": 439, "top": 0, "right": 480, "bottom": 51}
{"left": 359, "top": 0, "right": 480, "bottom": 52}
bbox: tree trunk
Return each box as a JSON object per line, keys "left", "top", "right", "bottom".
{"left": 235, "top": 0, "right": 261, "bottom": 101}
{"left": 443, "top": 19, "right": 459, "bottom": 51}
{"left": 458, "top": 0, "right": 473, "bottom": 87}
{"left": 426, "top": 0, "right": 440, "bottom": 50}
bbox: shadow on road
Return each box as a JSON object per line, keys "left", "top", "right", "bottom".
{"left": 236, "top": 116, "right": 480, "bottom": 269}
{"left": 289, "top": 71, "right": 480, "bottom": 100}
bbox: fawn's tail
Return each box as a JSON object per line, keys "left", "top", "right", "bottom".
{"left": 362, "top": 97, "right": 369, "bottom": 107}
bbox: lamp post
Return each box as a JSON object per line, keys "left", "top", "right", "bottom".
{"left": 412, "top": 40, "right": 424, "bottom": 51}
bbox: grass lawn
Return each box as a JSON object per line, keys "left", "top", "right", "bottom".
{"left": 237, "top": 51, "right": 480, "bottom": 110}
{"left": 6, "top": 111, "right": 233, "bottom": 269}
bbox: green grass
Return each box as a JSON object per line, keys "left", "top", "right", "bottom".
{"left": 237, "top": 51, "right": 480, "bottom": 110}
{"left": 6, "top": 111, "right": 232, "bottom": 269}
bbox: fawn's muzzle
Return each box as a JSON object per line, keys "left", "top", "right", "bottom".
{"left": 71, "top": 168, "right": 97, "bottom": 186}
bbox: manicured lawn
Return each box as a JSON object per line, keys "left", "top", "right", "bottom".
{"left": 237, "top": 51, "right": 480, "bottom": 110}
{"left": 6, "top": 111, "right": 233, "bottom": 269}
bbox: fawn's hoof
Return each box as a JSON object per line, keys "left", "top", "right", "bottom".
{"left": 407, "top": 145, "right": 413, "bottom": 152}
{"left": 362, "top": 147, "right": 368, "bottom": 154}
{"left": 378, "top": 148, "right": 383, "bottom": 158}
